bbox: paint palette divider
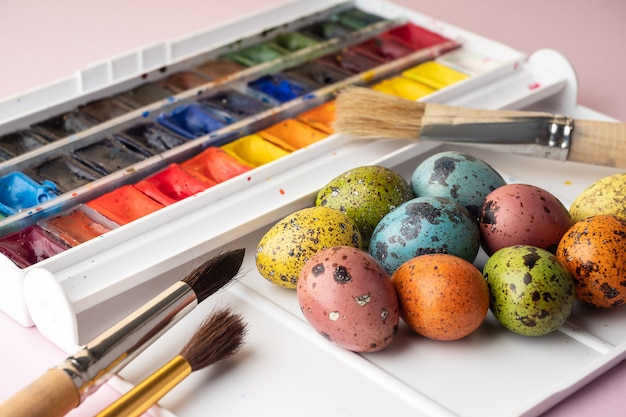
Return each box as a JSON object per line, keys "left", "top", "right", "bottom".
{"left": 0, "top": 0, "right": 571, "bottom": 338}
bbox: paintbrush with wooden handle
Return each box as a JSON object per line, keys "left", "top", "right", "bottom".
{"left": 333, "top": 86, "right": 626, "bottom": 168}
{"left": 95, "top": 307, "right": 247, "bottom": 417}
{"left": 0, "top": 249, "right": 245, "bottom": 417}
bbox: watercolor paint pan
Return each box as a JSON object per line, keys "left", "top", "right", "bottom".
{"left": 77, "top": 97, "right": 135, "bottom": 123}
{"left": 156, "top": 103, "right": 234, "bottom": 139}
{"left": 39, "top": 204, "right": 118, "bottom": 247}
{"left": 269, "top": 32, "right": 320, "bottom": 52}
{"left": 134, "top": 163, "right": 210, "bottom": 206}
{"left": 0, "top": 129, "right": 50, "bottom": 161}
{"left": 117, "top": 122, "right": 189, "bottom": 154}
{"left": 86, "top": 185, "right": 165, "bottom": 225}
{"left": 316, "top": 46, "right": 386, "bottom": 73}
{"left": 114, "top": 82, "right": 177, "bottom": 109}
{"left": 194, "top": 59, "right": 248, "bottom": 80}
{"left": 221, "top": 133, "right": 291, "bottom": 167}
{"left": 0, "top": 0, "right": 572, "bottom": 336}
{"left": 0, "top": 224, "right": 69, "bottom": 269}
{"left": 156, "top": 71, "right": 213, "bottom": 93}
{"left": 24, "top": 154, "right": 103, "bottom": 194}
{"left": 0, "top": 172, "right": 58, "bottom": 215}
{"left": 31, "top": 110, "right": 96, "bottom": 141}
{"left": 197, "top": 89, "right": 273, "bottom": 119}
{"left": 283, "top": 60, "right": 353, "bottom": 88}
{"left": 70, "top": 136, "right": 150, "bottom": 176}
{"left": 246, "top": 72, "right": 320, "bottom": 105}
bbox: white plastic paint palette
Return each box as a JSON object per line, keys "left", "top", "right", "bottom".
{"left": 2, "top": 1, "right": 624, "bottom": 416}
{"left": 115, "top": 137, "right": 626, "bottom": 417}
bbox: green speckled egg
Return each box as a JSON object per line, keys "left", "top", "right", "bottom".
{"left": 569, "top": 173, "right": 626, "bottom": 222}
{"left": 483, "top": 245, "right": 575, "bottom": 336}
{"left": 255, "top": 206, "right": 362, "bottom": 289}
{"left": 315, "top": 166, "right": 413, "bottom": 248}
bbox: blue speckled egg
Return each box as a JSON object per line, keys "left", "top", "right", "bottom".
{"left": 369, "top": 196, "right": 480, "bottom": 275}
{"left": 411, "top": 151, "right": 506, "bottom": 218}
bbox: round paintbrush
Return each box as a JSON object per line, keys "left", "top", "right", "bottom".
{"left": 333, "top": 86, "right": 626, "bottom": 168}
{"left": 0, "top": 248, "right": 245, "bottom": 417}
{"left": 95, "top": 307, "right": 247, "bottom": 417}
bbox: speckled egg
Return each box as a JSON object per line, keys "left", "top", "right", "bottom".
{"left": 411, "top": 151, "right": 506, "bottom": 218}
{"left": 569, "top": 173, "right": 626, "bottom": 222}
{"left": 297, "top": 246, "right": 399, "bottom": 352}
{"left": 256, "top": 206, "right": 362, "bottom": 289}
{"left": 556, "top": 214, "right": 626, "bottom": 308}
{"left": 316, "top": 165, "right": 414, "bottom": 248}
{"left": 483, "top": 245, "right": 575, "bottom": 336}
{"left": 391, "top": 253, "right": 489, "bottom": 341}
{"left": 478, "top": 183, "right": 574, "bottom": 256}
{"left": 369, "top": 196, "right": 480, "bottom": 275}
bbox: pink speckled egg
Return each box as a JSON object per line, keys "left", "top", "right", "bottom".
{"left": 297, "top": 246, "right": 399, "bottom": 352}
{"left": 478, "top": 183, "right": 574, "bottom": 256}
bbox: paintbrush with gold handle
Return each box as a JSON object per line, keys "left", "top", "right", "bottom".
{"left": 0, "top": 249, "right": 245, "bottom": 417}
{"left": 333, "top": 86, "right": 626, "bottom": 168}
{"left": 95, "top": 307, "right": 247, "bottom": 417}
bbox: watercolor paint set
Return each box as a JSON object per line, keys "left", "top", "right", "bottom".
{"left": 3, "top": 1, "right": 626, "bottom": 416}
{"left": 0, "top": 0, "right": 577, "bottom": 340}
{"left": 0, "top": 0, "right": 573, "bottom": 334}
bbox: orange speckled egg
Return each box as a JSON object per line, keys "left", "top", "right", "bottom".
{"left": 556, "top": 214, "right": 626, "bottom": 308}
{"left": 391, "top": 253, "right": 489, "bottom": 341}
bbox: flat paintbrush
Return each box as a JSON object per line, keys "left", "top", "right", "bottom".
{"left": 0, "top": 248, "right": 245, "bottom": 417}
{"left": 95, "top": 307, "right": 247, "bottom": 417}
{"left": 334, "top": 86, "right": 626, "bottom": 168}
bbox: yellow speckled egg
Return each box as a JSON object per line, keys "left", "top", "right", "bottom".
{"left": 556, "top": 214, "right": 626, "bottom": 308}
{"left": 569, "top": 173, "right": 626, "bottom": 222}
{"left": 255, "top": 206, "right": 362, "bottom": 289}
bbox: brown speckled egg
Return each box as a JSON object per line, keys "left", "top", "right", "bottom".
{"left": 478, "top": 183, "right": 574, "bottom": 256}
{"left": 297, "top": 246, "right": 399, "bottom": 352}
{"left": 391, "top": 253, "right": 489, "bottom": 341}
{"left": 556, "top": 214, "right": 626, "bottom": 308}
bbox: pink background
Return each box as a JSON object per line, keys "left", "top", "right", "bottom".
{"left": 0, "top": 0, "right": 624, "bottom": 122}
{"left": 0, "top": 1, "right": 625, "bottom": 416}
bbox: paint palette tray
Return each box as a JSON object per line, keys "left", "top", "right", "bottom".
{"left": 108, "top": 132, "right": 625, "bottom": 417}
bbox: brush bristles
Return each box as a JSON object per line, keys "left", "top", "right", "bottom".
{"left": 334, "top": 86, "right": 426, "bottom": 140}
{"left": 181, "top": 307, "right": 247, "bottom": 372}
{"left": 183, "top": 248, "right": 245, "bottom": 303}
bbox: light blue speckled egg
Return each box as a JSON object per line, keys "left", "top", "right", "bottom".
{"left": 369, "top": 196, "right": 480, "bottom": 275}
{"left": 411, "top": 151, "right": 506, "bottom": 218}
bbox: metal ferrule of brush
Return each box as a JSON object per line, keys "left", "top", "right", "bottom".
{"left": 420, "top": 113, "right": 574, "bottom": 161}
{"left": 55, "top": 281, "right": 198, "bottom": 401}
{"left": 544, "top": 115, "right": 573, "bottom": 153}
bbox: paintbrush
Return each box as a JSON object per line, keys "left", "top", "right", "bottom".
{"left": 333, "top": 86, "right": 626, "bottom": 168}
{"left": 95, "top": 307, "right": 247, "bottom": 417}
{"left": 0, "top": 248, "right": 245, "bottom": 417}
